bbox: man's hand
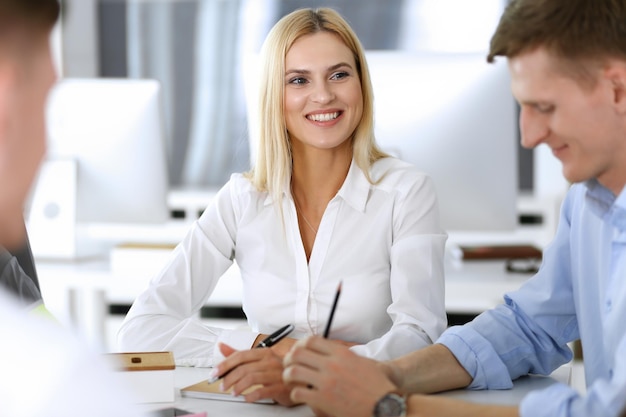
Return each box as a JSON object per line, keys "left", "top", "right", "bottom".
{"left": 283, "top": 336, "right": 397, "bottom": 417}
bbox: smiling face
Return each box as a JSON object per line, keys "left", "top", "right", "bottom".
{"left": 283, "top": 31, "right": 363, "bottom": 154}
{"left": 509, "top": 46, "right": 626, "bottom": 194}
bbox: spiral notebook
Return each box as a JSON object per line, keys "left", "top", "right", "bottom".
{"left": 180, "top": 379, "right": 274, "bottom": 404}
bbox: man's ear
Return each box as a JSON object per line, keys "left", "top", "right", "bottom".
{"left": 605, "top": 60, "right": 626, "bottom": 114}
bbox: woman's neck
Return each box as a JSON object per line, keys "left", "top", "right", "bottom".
{"left": 290, "top": 147, "right": 352, "bottom": 208}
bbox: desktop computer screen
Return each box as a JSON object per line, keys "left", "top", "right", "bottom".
{"left": 366, "top": 51, "right": 518, "bottom": 231}
{"left": 43, "top": 78, "right": 170, "bottom": 225}
{"left": 27, "top": 78, "right": 171, "bottom": 259}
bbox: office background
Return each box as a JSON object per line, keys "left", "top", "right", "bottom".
{"left": 38, "top": 0, "right": 571, "bottom": 354}
{"left": 61, "top": 0, "right": 540, "bottom": 192}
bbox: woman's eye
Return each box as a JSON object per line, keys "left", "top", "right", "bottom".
{"left": 331, "top": 71, "right": 349, "bottom": 81}
{"left": 288, "top": 77, "right": 307, "bottom": 85}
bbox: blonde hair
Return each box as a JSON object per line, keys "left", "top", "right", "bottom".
{"left": 246, "top": 7, "right": 388, "bottom": 206}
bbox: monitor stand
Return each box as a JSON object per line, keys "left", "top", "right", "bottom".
{"left": 27, "top": 159, "right": 105, "bottom": 260}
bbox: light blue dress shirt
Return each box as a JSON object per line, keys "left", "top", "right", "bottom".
{"left": 439, "top": 180, "right": 626, "bottom": 417}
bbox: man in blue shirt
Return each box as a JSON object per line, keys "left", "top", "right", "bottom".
{"left": 282, "top": 0, "right": 626, "bottom": 416}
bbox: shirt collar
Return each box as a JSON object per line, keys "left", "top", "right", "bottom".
{"left": 272, "top": 159, "right": 371, "bottom": 212}
{"left": 336, "top": 159, "right": 370, "bottom": 213}
{"left": 585, "top": 179, "right": 626, "bottom": 230}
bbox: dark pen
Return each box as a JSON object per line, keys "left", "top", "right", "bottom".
{"left": 255, "top": 323, "right": 295, "bottom": 348}
{"left": 303, "top": 282, "right": 341, "bottom": 389}
{"left": 207, "top": 323, "right": 295, "bottom": 384}
{"left": 323, "top": 281, "right": 342, "bottom": 338}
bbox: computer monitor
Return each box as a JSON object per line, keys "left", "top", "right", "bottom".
{"left": 45, "top": 78, "right": 170, "bottom": 224}
{"left": 27, "top": 78, "right": 170, "bottom": 258}
{"left": 366, "top": 51, "right": 518, "bottom": 232}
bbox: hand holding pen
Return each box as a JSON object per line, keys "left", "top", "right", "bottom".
{"left": 208, "top": 323, "right": 295, "bottom": 384}
{"left": 209, "top": 283, "right": 343, "bottom": 405}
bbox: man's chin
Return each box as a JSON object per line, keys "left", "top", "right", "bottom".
{"left": 561, "top": 166, "right": 584, "bottom": 185}
{"left": 0, "top": 212, "right": 27, "bottom": 250}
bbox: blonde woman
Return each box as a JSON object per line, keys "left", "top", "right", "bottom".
{"left": 118, "top": 7, "right": 447, "bottom": 405}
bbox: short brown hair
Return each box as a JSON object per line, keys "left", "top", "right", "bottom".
{"left": 0, "top": 0, "right": 60, "bottom": 37}
{"left": 488, "top": 0, "right": 626, "bottom": 84}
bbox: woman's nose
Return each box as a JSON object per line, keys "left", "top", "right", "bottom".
{"left": 310, "top": 82, "right": 335, "bottom": 104}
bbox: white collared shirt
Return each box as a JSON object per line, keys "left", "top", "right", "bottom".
{"left": 118, "top": 157, "right": 447, "bottom": 366}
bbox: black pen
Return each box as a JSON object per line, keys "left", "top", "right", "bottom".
{"left": 323, "top": 281, "right": 342, "bottom": 338}
{"left": 255, "top": 323, "right": 295, "bottom": 348}
{"left": 207, "top": 323, "right": 295, "bottom": 384}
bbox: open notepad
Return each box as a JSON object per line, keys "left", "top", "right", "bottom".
{"left": 180, "top": 379, "right": 274, "bottom": 404}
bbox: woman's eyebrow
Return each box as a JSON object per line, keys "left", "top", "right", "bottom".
{"left": 285, "top": 62, "right": 354, "bottom": 76}
{"left": 328, "top": 62, "right": 353, "bottom": 71}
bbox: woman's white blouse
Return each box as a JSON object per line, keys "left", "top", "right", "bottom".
{"left": 118, "top": 158, "right": 447, "bottom": 367}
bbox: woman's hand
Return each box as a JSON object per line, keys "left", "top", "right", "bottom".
{"left": 252, "top": 334, "right": 298, "bottom": 358}
{"left": 213, "top": 342, "right": 298, "bottom": 406}
{"left": 252, "top": 334, "right": 357, "bottom": 357}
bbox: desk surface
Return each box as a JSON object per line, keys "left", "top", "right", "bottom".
{"left": 141, "top": 365, "right": 571, "bottom": 416}
{"left": 444, "top": 260, "right": 532, "bottom": 314}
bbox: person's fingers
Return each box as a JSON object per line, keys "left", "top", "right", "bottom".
{"left": 290, "top": 384, "right": 321, "bottom": 407}
{"left": 242, "top": 381, "right": 294, "bottom": 406}
{"left": 218, "top": 342, "right": 237, "bottom": 357}
{"left": 283, "top": 359, "right": 323, "bottom": 388}
{"left": 229, "top": 363, "right": 280, "bottom": 393}
{"left": 209, "top": 343, "right": 239, "bottom": 381}
{"left": 215, "top": 345, "right": 268, "bottom": 386}
{"left": 284, "top": 338, "right": 330, "bottom": 371}
{"left": 298, "top": 335, "right": 340, "bottom": 354}
{"left": 223, "top": 349, "right": 285, "bottom": 394}
{"left": 284, "top": 335, "right": 355, "bottom": 377}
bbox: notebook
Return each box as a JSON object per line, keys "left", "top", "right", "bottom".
{"left": 180, "top": 379, "right": 274, "bottom": 404}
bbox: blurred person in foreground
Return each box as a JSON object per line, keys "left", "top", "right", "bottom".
{"left": 0, "top": 1, "right": 148, "bottom": 416}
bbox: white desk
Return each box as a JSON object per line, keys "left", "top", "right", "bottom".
{"left": 444, "top": 259, "right": 532, "bottom": 315}
{"left": 140, "top": 365, "right": 572, "bottom": 416}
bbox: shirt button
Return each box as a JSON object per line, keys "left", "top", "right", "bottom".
{"left": 606, "top": 299, "right": 612, "bottom": 312}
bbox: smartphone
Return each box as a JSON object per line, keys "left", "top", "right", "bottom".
{"left": 151, "top": 407, "right": 195, "bottom": 417}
